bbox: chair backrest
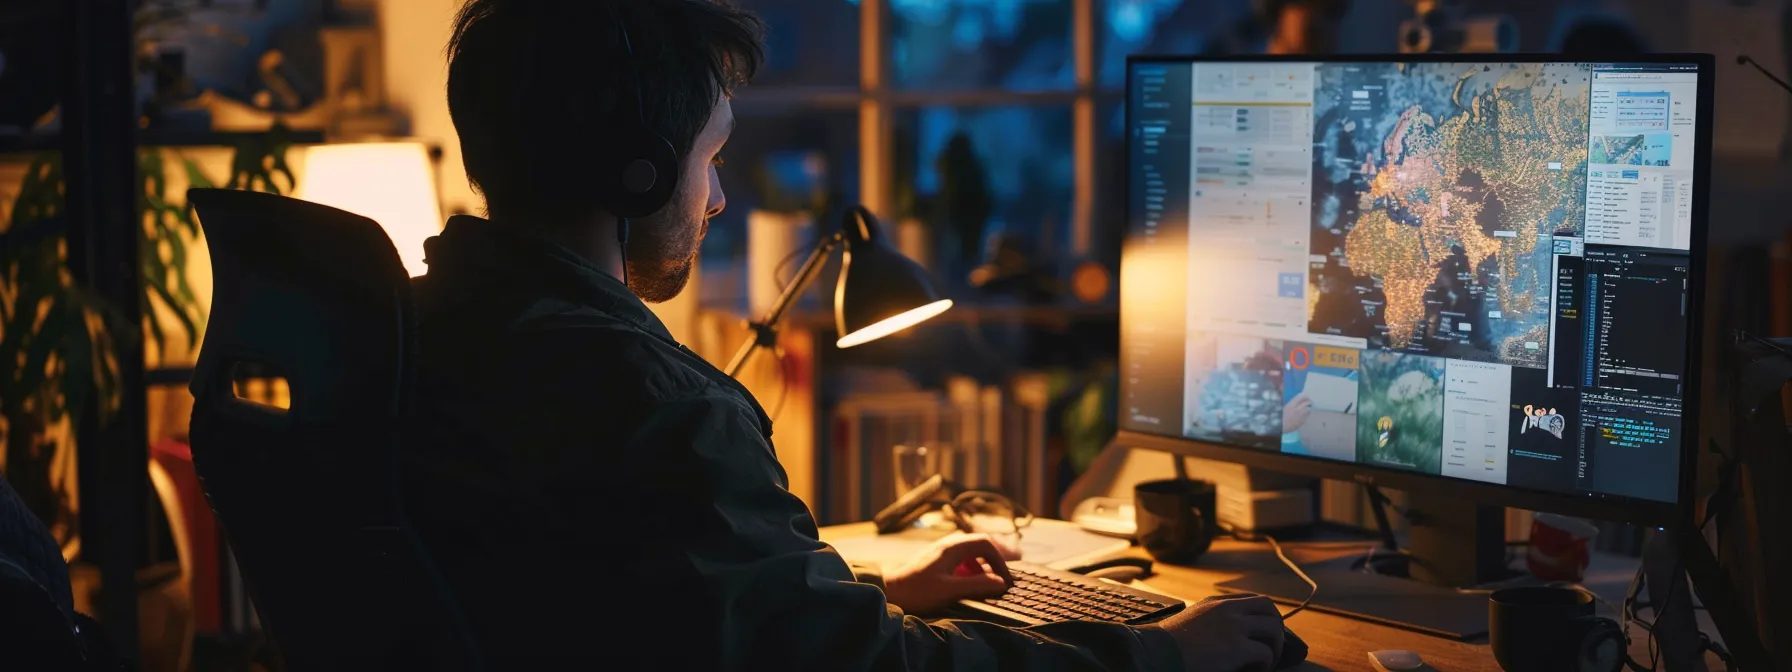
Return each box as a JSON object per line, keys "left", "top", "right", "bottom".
{"left": 186, "top": 188, "right": 480, "bottom": 670}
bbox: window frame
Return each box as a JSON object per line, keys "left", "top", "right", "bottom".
{"left": 734, "top": 0, "right": 1102, "bottom": 257}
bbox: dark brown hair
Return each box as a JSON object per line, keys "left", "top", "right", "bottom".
{"left": 446, "top": 0, "right": 765, "bottom": 222}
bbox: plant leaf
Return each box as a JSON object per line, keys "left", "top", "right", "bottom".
{"left": 13, "top": 294, "right": 70, "bottom": 417}
{"left": 178, "top": 156, "right": 217, "bottom": 235}
{"left": 0, "top": 215, "right": 68, "bottom": 255}
{"left": 144, "top": 271, "right": 197, "bottom": 353}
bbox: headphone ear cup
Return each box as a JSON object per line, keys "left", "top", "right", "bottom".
{"left": 600, "top": 132, "right": 680, "bottom": 219}
{"left": 1571, "top": 616, "right": 1626, "bottom": 672}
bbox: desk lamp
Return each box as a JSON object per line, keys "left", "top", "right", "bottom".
{"left": 725, "top": 205, "right": 952, "bottom": 378}
{"left": 295, "top": 141, "right": 441, "bottom": 278}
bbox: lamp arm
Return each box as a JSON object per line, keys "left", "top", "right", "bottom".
{"left": 725, "top": 231, "right": 846, "bottom": 378}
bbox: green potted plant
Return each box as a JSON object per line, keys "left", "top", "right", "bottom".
{"left": 0, "top": 135, "right": 290, "bottom": 554}
{"left": 0, "top": 154, "right": 127, "bottom": 550}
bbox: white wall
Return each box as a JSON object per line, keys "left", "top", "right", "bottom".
{"left": 379, "top": 0, "right": 479, "bottom": 218}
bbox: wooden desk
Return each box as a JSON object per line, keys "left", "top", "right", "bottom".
{"left": 820, "top": 522, "right": 1720, "bottom": 671}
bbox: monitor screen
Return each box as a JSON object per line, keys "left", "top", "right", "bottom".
{"left": 1120, "top": 57, "right": 1707, "bottom": 514}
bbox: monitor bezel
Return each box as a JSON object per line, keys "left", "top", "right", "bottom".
{"left": 1118, "top": 52, "right": 1714, "bottom": 529}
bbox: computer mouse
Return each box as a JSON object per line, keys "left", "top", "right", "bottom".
{"left": 1368, "top": 649, "right": 1424, "bottom": 671}
{"left": 1276, "top": 627, "right": 1308, "bottom": 669}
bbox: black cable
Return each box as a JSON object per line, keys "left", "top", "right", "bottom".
{"left": 617, "top": 216, "right": 631, "bottom": 287}
{"left": 1642, "top": 460, "right": 1728, "bottom": 669}
{"left": 766, "top": 346, "right": 790, "bottom": 423}
{"left": 1220, "top": 525, "right": 1317, "bottom": 620}
{"left": 1262, "top": 533, "right": 1317, "bottom": 620}
{"left": 771, "top": 244, "right": 808, "bottom": 293}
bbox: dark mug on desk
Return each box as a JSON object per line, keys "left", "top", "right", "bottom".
{"left": 1489, "top": 586, "right": 1625, "bottom": 672}
{"left": 1133, "top": 478, "right": 1217, "bottom": 564}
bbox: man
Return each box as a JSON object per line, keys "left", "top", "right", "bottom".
{"left": 404, "top": 1, "right": 1290, "bottom": 669}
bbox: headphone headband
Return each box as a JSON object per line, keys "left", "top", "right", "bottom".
{"left": 599, "top": 5, "right": 680, "bottom": 220}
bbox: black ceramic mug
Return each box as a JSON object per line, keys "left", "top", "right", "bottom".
{"left": 1133, "top": 478, "right": 1217, "bottom": 564}
{"left": 1490, "top": 586, "right": 1619, "bottom": 672}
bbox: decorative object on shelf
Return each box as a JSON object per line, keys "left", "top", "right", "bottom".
{"left": 747, "top": 209, "right": 815, "bottom": 318}
{"left": 132, "top": 0, "right": 241, "bottom": 134}
{"left": 726, "top": 205, "right": 953, "bottom": 378}
{"left": 969, "top": 233, "right": 1062, "bottom": 305}
{"left": 747, "top": 150, "right": 830, "bottom": 315}
{"left": 319, "top": 25, "right": 401, "bottom": 139}
{"left": 896, "top": 217, "right": 933, "bottom": 274}
{"left": 131, "top": 0, "right": 333, "bottom": 133}
{"left": 295, "top": 141, "right": 441, "bottom": 277}
{"left": 891, "top": 125, "right": 933, "bottom": 271}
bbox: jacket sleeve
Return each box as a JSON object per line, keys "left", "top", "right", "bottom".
{"left": 599, "top": 392, "right": 1187, "bottom": 672}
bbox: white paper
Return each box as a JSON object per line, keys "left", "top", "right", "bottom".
{"left": 1300, "top": 370, "right": 1358, "bottom": 413}
{"left": 826, "top": 519, "right": 1131, "bottom": 571}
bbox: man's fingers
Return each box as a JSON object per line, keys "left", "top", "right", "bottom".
{"left": 945, "top": 573, "right": 1010, "bottom": 600}
{"left": 1244, "top": 617, "right": 1286, "bottom": 657}
{"left": 1217, "top": 594, "right": 1282, "bottom": 617}
{"left": 942, "top": 537, "right": 1016, "bottom": 584}
{"left": 1240, "top": 641, "right": 1277, "bottom": 672}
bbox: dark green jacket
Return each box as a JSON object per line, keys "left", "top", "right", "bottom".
{"left": 402, "top": 216, "right": 1184, "bottom": 669}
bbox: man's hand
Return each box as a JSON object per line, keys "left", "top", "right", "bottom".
{"left": 882, "top": 533, "right": 1021, "bottom": 614}
{"left": 1282, "top": 394, "right": 1313, "bottom": 434}
{"left": 1153, "top": 594, "right": 1286, "bottom": 672}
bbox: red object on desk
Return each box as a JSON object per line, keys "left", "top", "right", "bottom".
{"left": 151, "top": 439, "right": 223, "bottom": 633}
{"left": 1526, "top": 513, "right": 1598, "bottom": 583}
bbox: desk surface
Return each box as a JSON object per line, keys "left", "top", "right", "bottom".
{"left": 820, "top": 522, "right": 1717, "bottom": 672}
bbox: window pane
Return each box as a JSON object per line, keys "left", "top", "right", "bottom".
{"left": 1098, "top": 0, "right": 1251, "bottom": 87}
{"left": 895, "top": 106, "right": 1073, "bottom": 291}
{"left": 1095, "top": 95, "right": 1126, "bottom": 259}
{"left": 742, "top": 0, "right": 860, "bottom": 87}
{"left": 699, "top": 108, "right": 859, "bottom": 307}
{"left": 891, "top": 0, "right": 1074, "bottom": 91}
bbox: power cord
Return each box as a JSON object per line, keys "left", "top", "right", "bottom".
{"left": 756, "top": 238, "right": 810, "bottom": 425}
{"left": 766, "top": 346, "right": 790, "bottom": 423}
{"left": 1221, "top": 525, "right": 1318, "bottom": 620}
{"left": 1622, "top": 472, "right": 1726, "bottom": 671}
{"left": 1264, "top": 534, "right": 1318, "bottom": 619}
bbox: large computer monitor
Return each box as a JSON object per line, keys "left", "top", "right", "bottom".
{"left": 1119, "top": 54, "right": 1712, "bottom": 537}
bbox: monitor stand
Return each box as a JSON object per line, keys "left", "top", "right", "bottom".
{"left": 1214, "top": 487, "right": 1521, "bottom": 641}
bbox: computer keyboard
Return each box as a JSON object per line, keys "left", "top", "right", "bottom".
{"left": 951, "top": 561, "right": 1186, "bottom": 626}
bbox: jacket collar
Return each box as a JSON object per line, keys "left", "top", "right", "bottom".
{"left": 421, "top": 215, "right": 676, "bottom": 344}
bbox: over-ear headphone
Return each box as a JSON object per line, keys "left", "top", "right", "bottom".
{"left": 598, "top": 12, "right": 680, "bottom": 221}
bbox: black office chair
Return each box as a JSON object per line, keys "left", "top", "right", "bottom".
{"left": 186, "top": 188, "right": 482, "bottom": 670}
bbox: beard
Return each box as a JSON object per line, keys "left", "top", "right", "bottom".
{"left": 625, "top": 213, "right": 706, "bottom": 303}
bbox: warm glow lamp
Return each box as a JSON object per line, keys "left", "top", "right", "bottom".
{"left": 295, "top": 141, "right": 442, "bottom": 277}
{"left": 725, "top": 205, "right": 952, "bottom": 378}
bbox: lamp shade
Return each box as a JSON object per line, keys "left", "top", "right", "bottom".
{"left": 834, "top": 215, "right": 952, "bottom": 348}
{"left": 295, "top": 142, "right": 441, "bottom": 277}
